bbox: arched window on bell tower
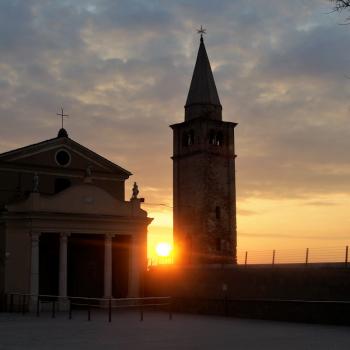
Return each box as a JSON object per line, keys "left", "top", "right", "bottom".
{"left": 209, "top": 130, "right": 215, "bottom": 145}
{"left": 216, "top": 131, "right": 223, "bottom": 146}
{"left": 182, "top": 130, "right": 195, "bottom": 147}
{"left": 209, "top": 130, "right": 224, "bottom": 146}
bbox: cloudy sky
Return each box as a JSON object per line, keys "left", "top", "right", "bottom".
{"left": 1, "top": 0, "right": 350, "bottom": 261}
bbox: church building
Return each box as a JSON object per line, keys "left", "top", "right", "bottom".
{"left": 171, "top": 33, "right": 237, "bottom": 264}
{"left": 0, "top": 127, "right": 152, "bottom": 303}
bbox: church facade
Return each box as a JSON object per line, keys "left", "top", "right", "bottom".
{"left": 171, "top": 35, "right": 237, "bottom": 264}
{"left": 0, "top": 128, "right": 152, "bottom": 303}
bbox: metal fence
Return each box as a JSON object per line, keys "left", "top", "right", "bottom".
{"left": 237, "top": 245, "right": 349, "bottom": 266}
{"left": 1, "top": 293, "right": 172, "bottom": 322}
{"left": 147, "top": 245, "right": 349, "bottom": 267}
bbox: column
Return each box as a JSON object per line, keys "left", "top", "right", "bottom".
{"left": 104, "top": 234, "right": 114, "bottom": 298}
{"left": 30, "top": 232, "right": 40, "bottom": 295}
{"left": 59, "top": 233, "right": 69, "bottom": 310}
{"left": 30, "top": 232, "right": 40, "bottom": 311}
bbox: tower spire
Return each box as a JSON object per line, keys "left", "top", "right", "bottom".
{"left": 185, "top": 29, "right": 222, "bottom": 121}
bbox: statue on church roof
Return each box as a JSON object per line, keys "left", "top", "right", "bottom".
{"left": 132, "top": 182, "right": 139, "bottom": 199}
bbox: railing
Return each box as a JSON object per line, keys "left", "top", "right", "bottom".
{"left": 148, "top": 256, "right": 174, "bottom": 267}
{"left": 237, "top": 245, "right": 349, "bottom": 266}
{"left": 1, "top": 293, "right": 172, "bottom": 322}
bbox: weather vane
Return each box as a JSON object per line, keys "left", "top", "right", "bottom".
{"left": 56, "top": 107, "right": 69, "bottom": 129}
{"left": 197, "top": 25, "right": 206, "bottom": 38}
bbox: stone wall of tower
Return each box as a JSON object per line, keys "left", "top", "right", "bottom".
{"left": 172, "top": 118, "right": 237, "bottom": 264}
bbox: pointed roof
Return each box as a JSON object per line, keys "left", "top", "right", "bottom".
{"left": 185, "top": 37, "right": 221, "bottom": 108}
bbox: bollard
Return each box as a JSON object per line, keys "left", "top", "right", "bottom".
{"left": 272, "top": 250, "right": 276, "bottom": 266}
{"left": 244, "top": 251, "right": 248, "bottom": 266}
{"left": 305, "top": 248, "right": 309, "bottom": 265}
{"left": 345, "top": 246, "right": 349, "bottom": 267}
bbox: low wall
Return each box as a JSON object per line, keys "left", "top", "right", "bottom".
{"left": 145, "top": 264, "right": 350, "bottom": 324}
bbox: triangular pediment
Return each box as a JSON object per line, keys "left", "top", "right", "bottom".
{"left": 0, "top": 136, "right": 131, "bottom": 177}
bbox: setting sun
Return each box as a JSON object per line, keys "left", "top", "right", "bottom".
{"left": 155, "top": 242, "right": 172, "bottom": 257}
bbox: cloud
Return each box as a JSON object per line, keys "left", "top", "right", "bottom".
{"left": 0, "top": 0, "right": 350, "bottom": 204}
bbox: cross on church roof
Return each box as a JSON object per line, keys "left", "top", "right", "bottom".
{"left": 56, "top": 107, "right": 69, "bottom": 129}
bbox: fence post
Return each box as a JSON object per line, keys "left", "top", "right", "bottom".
{"left": 224, "top": 294, "right": 228, "bottom": 317}
{"left": 168, "top": 298, "right": 172, "bottom": 321}
{"left": 88, "top": 302, "right": 91, "bottom": 322}
{"left": 21, "top": 295, "right": 25, "bottom": 315}
{"left": 345, "top": 246, "right": 349, "bottom": 267}
{"left": 36, "top": 296, "right": 40, "bottom": 317}
{"left": 108, "top": 298, "right": 112, "bottom": 323}
{"left": 52, "top": 300, "right": 56, "bottom": 318}
{"left": 272, "top": 250, "right": 276, "bottom": 266}
{"left": 305, "top": 248, "right": 309, "bottom": 265}
{"left": 244, "top": 251, "right": 248, "bottom": 266}
{"left": 10, "top": 294, "right": 13, "bottom": 313}
{"left": 69, "top": 301, "right": 72, "bottom": 320}
{"left": 140, "top": 300, "right": 144, "bottom": 322}
{"left": 3, "top": 293, "right": 7, "bottom": 312}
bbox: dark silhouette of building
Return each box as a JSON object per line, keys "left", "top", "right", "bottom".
{"left": 0, "top": 127, "right": 151, "bottom": 305}
{"left": 171, "top": 35, "right": 237, "bottom": 264}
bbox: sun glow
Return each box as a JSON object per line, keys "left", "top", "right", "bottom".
{"left": 155, "top": 242, "right": 172, "bottom": 257}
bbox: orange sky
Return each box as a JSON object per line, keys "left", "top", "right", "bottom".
{"left": 142, "top": 191, "right": 350, "bottom": 263}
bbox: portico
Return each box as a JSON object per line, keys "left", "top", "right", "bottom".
{"left": 1, "top": 183, "right": 152, "bottom": 304}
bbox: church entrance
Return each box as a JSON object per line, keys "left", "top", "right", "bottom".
{"left": 112, "top": 235, "right": 131, "bottom": 298}
{"left": 68, "top": 234, "right": 104, "bottom": 298}
{"left": 39, "top": 233, "right": 59, "bottom": 297}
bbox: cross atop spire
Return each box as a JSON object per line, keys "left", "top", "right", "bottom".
{"left": 197, "top": 25, "right": 206, "bottom": 41}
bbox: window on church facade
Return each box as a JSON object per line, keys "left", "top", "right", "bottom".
{"left": 55, "top": 149, "right": 71, "bottom": 167}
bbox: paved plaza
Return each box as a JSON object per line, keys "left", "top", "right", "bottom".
{"left": 0, "top": 311, "right": 350, "bottom": 349}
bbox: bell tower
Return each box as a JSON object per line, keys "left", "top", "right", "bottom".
{"left": 171, "top": 33, "right": 237, "bottom": 264}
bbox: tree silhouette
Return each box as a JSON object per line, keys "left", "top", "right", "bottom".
{"left": 331, "top": 0, "right": 350, "bottom": 11}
